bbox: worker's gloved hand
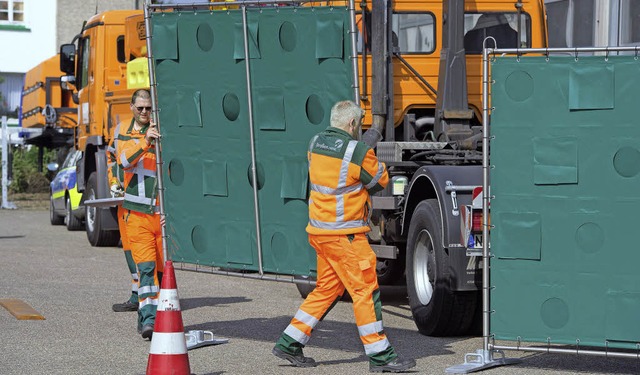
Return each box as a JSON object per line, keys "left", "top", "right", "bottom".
{"left": 110, "top": 184, "right": 124, "bottom": 198}
{"left": 361, "top": 128, "right": 383, "bottom": 148}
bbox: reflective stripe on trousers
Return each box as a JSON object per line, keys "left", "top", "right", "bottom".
{"left": 279, "top": 233, "right": 397, "bottom": 362}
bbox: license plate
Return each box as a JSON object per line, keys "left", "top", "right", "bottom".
{"left": 472, "top": 234, "right": 483, "bottom": 248}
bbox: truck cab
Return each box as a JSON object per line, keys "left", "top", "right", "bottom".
{"left": 59, "top": 10, "right": 146, "bottom": 246}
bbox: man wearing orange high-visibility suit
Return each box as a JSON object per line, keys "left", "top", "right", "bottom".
{"left": 106, "top": 121, "right": 139, "bottom": 313}
{"left": 273, "top": 100, "right": 416, "bottom": 373}
{"left": 117, "top": 89, "right": 164, "bottom": 340}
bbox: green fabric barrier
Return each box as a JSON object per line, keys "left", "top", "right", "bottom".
{"left": 490, "top": 55, "right": 640, "bottom": 350}
{"left": 151, "top": 7, "right": 354, "bottom": 277}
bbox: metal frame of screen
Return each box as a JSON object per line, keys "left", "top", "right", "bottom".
{"left": 143, "top": 0, "right": 359, "bottom": 283}
{"left": 447, "top": 44, "right": 640, "bottom": 374}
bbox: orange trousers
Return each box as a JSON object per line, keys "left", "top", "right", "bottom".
{"left": 277, "top": 233, "right": 397, "bottom": 364}
{"left": 125, "top": 209, "right": 164, "bottom": 326}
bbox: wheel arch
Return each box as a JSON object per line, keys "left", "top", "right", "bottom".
{"left": 402, "top": 165, "right": 483, "bottom": 292}
{"left": 401, "top": 170, "right": 440, "bottom": 237}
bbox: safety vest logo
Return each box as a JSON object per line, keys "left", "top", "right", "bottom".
{"left": 316, "top": 141, "right": 342, "bottom": 152}
{"left": 334, "top": 139, "right": 344, "bottom": 149}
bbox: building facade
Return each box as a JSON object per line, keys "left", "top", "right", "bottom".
{"left": 0, "top": 0, "right": 138, "bottom": 122}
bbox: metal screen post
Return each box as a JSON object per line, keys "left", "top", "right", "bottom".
{"left": 1, "top": 116, "right": 16, "bottom": 210}
{"left": 347, "top": 0, "right": 360, "bottom": 104}
{"left": 144, "top": 0, "right": 169, "bottom": 262}
{"left": 242, "top": 5, "right": 265, "bottom": 275}
{"left": 446, "top": 41, "right": 520, "bottom": 374}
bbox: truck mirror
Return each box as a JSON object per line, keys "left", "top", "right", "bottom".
{"left": 59, "top": 44, "right": 76, "bottom": 75}
{"left": 47, "top": 162, "right": 59, "bottom": 172}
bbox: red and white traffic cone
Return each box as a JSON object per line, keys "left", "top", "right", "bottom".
{"left": 146, "top": 260, "right": 191, "bottom": 375}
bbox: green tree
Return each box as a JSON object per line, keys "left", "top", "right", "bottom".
{"left": 9, "top": 146, "right": 59, "bottom": 194}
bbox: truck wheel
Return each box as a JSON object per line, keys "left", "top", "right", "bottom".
{"left": 406, "top": 199, "right": 476, "bottom": 336}
{"left": 50, "top": 195, "right": 64, "bottom": 225}
{"left": 85, "top": 172, "right": 119, "bottom": 247}
{"left": 294, "top": 275, "right": 315, "bottom": 298}
{"left": 65, "top": 195, "right": 84, "bottom": 231}
{"left": 376, "top": 248, "right": 405, "bottom": 285}
{"left": 293, "top": 275, "right": 351, "bottom": 301}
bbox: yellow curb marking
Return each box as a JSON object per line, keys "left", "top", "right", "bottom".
{"left": 0, "top": 299, "right": 45, "bottom": 320}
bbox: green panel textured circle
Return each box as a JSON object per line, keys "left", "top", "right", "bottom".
{"left": 305, "top": 95, "right": 324, "bottom": 125}
{"left": 575, "top": 222, "right": 604, "bottom": 254}
{"left": 279, "top": 21, "right": 297, "bottom": 52}
{"left": 271, "top": 232, "right": 289, "bottom": 263}
{"left": 223, "top": 93, "right": 240, "bottom": 121}
{"left": 613, "top": 147, "right": 640, "bottom": 177}
{"left": 168, "top": 159, "right": 184, "bottom": 186}
{"left": 247, "top": 162, "right": 265, "bottom": 190}
{"left": 196, "top": 23, "right": 214, "bottom": 52}
{"left": 191, "top": 225, "right": 208, "bottom": 254}
{"left": 540, "top": 297, "right": 569, "bottom": 329}
{"left": 505, "top": 70, "right": 534, "bottom": 102}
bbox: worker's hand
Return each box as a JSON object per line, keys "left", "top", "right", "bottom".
{"left": 145, "top": 121, "right": 161, "bottom": 146}
{"left": 110, "top": 184, "right": 124, "bottom": 198}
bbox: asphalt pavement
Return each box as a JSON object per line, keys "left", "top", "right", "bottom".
{"left": 0, "top": 209, "right": 638, "bottom": 374}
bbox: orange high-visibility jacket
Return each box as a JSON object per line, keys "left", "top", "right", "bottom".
{"left": 306, "top": 127, "right": 388, "bottom": 235}
{"left": 106, "top": 120, "right": 129, "bottom": 188}
{"left": 117, "top": 122, "right": 158, "bottom": 214}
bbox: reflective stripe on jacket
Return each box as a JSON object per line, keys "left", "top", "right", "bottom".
{"left": 106, "top": 120, "right": 129, "bottom": 188}
{"left": 117, "top": 121, "right": 158, "bottom": 214}
{"left": 306, "top": 127, "right": 388, "bottom": 235}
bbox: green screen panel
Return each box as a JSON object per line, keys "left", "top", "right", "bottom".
{"left": 152, "top": 6, "right": 354, "bottom": 276}
{"left": 490, "top": 56, "right": 640, "bottom": 350}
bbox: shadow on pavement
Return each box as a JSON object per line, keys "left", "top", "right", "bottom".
{"left": 180, "top": 296, "right": 252, "bottom": 311}
{"left": 185, "top": 314, "right": 461, "bottom": 363}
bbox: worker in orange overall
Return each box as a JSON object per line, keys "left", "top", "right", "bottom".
{"left": 116, "top": 89, "right": 164, "bottom": 340}
{"left": 106, "top": 121, "right": 139, "bottom": 313}
{"left": 273, "top": 100, "right": 416, "bottom": 373}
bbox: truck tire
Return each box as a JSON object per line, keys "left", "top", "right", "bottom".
{"left": 85, "top": 172, "right": 119, "bottom": 247}
{"left": 376, "top": 249, "right": 405, "bottom": 286}
{"left": 294, "top": 275, "right": 315, "bottom": 298}
{"left": 406, "top": 199, "right": 476, "bottom": 336}
{"left": 50, "top": 195, "right": 64, "bottom": 225}
{"left": 65, "top": 195, "right": 84, "bottom": 231}
{"left": 294, "top": 275, "right": 351, "bottom": 301}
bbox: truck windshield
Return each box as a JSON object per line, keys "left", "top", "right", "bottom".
{"left": 357, "top": 11, "right": 528, "bottom": 55}
{"left": 464, "top": 12, "right": 530, "bottom": 54}
{"left": 78, "top": 38, "right": 91, "bottom": 89}
{"left": 392, "top": 12, "right": 436, "bottom": 54}
{"left": 356, "top": 11, "right": 435, "bottom": 54}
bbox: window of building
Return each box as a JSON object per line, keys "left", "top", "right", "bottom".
{"left": 618, "top": 0, "right": 640, "bottom": 45}
{"left": 0, "top": 0, "right": 25, "bottom": 24}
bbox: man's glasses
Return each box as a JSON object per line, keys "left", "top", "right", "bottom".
{"left": 136, "top": 106, "right": 152, "bottom": 112}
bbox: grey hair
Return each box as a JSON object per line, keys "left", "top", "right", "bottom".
{"left": 330, "top": 100, "right": 364, "bottom": 131}
{"left": 131, "top": 89, "right": 151, "bottom": 104}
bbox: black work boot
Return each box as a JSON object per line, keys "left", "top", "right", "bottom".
{"left": 112, "top": 300, "right": 138, "bottom": 312}
{"left": 141, "top": 324, "right": 154, "bottom": 340}
{"left": 272, "top": 346, "right": 317, "bottom": 367}
{"left": 369, "top": 357, "right": 416, "bottom": 373}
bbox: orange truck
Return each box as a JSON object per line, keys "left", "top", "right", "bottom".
{"left": 20, "top": 54, "right": 77, "bottom": 150}
{"left": 56, "top": 10, "right": 148, "bottom": 246}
